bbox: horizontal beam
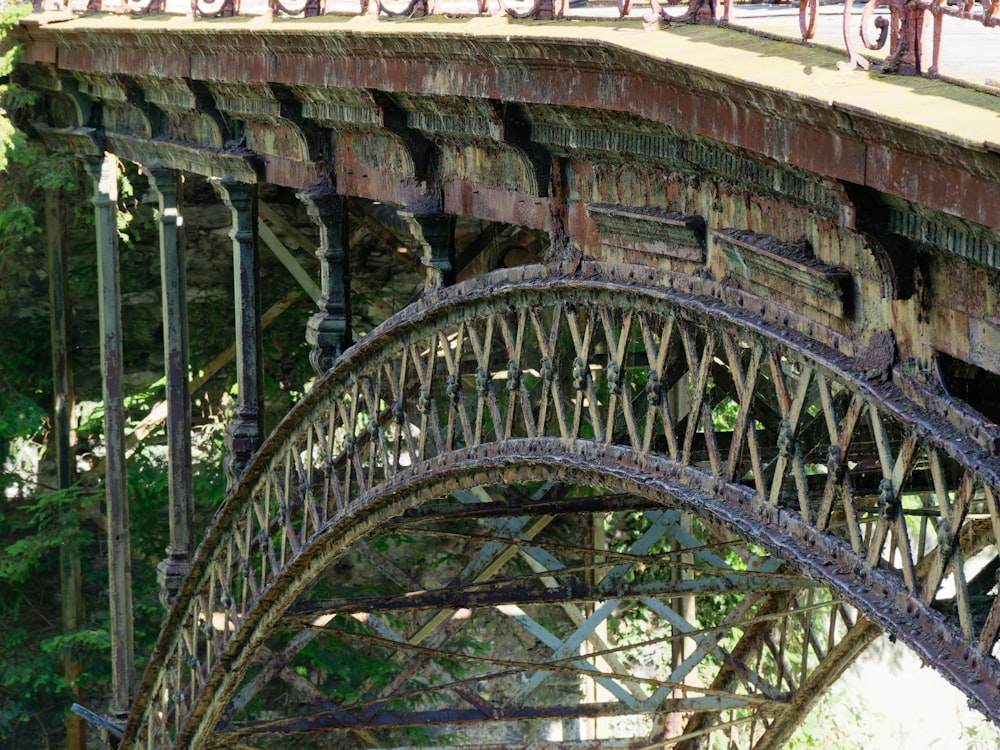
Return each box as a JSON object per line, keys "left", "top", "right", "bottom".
{"left": 285, "top": 573, "right": 816, "bottom": 622}
{"left": 388, "top": 493, "right": 667, "bottom": 523}
{"left": 224, "top": 696, "right": 764, "bottom": 735}
{"left": 19, "top": 17, "right": 1000, "bottom": 232}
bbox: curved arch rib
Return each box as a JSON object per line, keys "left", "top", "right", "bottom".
{"left": 124, "top": 262, "right": 1000, "bottom": 749}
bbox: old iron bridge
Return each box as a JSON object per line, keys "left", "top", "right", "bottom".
{"left": 15, "top": 0, "right": 1000, "bottom": 746}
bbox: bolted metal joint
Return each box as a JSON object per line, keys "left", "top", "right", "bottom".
{"left": 606, "top": 359, "right": 622, "bottom": 395}
{"left": 776, "top": 419, "right": 796, "bottom": 458}
{"left": 645, "top": 369, "right": 662, "bottom": 399}
{"left": 936, "top": 516, "right": 954, "bottom": 557}
{"left": 392, "top": 397, "right": 406, "bottom": 425}
{"left": 877, "top": 477, "right": 898, "bottom": 518}
{"left": 156, "top": 554, "right": 190, "bottom": 609}
{"left": 506, "top": 359, "right": 521, "bottom": 391}
{"left": 540, "top": 356, "right": 553, "bottom": 381}
{"left": 446, "top": 375, "right": 462, "bottom": 405}
{"left": 826, "top": 444, "right": 845, "bottom": 482}
{"left": 475, "top": 366, "right": 490, "bottom": 400}
{"left": 417, "top": 385, "right": 434, "bottom": 414}
{"left": 572, "top": 356, "right": 589, "bottom": 392}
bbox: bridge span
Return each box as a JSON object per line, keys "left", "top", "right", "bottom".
{"left": 14, "top": 3, "right": 1000, "bottom": 747}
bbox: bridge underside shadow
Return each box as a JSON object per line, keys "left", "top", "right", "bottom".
{"left": 125, "top": 263, "right": 1000, "bottom": 749}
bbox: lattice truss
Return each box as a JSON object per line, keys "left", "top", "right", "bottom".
{"left": 125, "top": 263, "right": 1000, "bottom": 750}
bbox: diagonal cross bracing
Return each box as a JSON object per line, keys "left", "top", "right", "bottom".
{"left": 124, "top": 264, "right": 1000, "bottom": 750}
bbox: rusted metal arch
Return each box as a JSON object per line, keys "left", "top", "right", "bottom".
{"left": 227, "top": 521, "right": 840, "bottom": 746}
{"left": 137, "top": 456, "right": 872, "bottom": 750}
{"left": 123, "top": 261, "right": 1000, "bottom": 748}
{"left": 225, "top": 479, "right": 852, "bottom": 748}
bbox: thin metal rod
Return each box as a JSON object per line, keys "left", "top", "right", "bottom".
{"left": 70, "top": 703, "right": 124, "bottom": 738}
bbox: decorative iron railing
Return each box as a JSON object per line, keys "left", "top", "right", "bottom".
{"left": 29, "top": 0, "right": 1000, "bottom": 80}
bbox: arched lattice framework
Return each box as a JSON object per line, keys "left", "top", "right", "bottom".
{"left": 124, "top": 263, "right": 1000, "bottom": 749}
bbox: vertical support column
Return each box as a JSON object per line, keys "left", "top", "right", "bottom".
{"left": 580, "top": 515, "right": 608, "bottom": 741}
{"left": 148, "top": 167, "right": 194, "bottom": 606}
{"left": 546, "top": 155, "right": 572, "bottom": 263}
{"left": 298, "top": 182, "right": 351, "bottom": 375}
{"left": 894, "top": 5, "right": 927, "bottom": 75}
{"left": 47, "top": 186, "right": 85, "bottom": 750}
{"left": 668, "top": 514, "right": 696, "bottom": 738}
{"left": 212, "top": 178, "right": 264, "bottom": 492}
{"left": 414, "top": 213, "right": 454, "bottom": 291}
{"left": 87, "top": 153, "right": 135, "bottom": 721}
{"left": 46, "top": 185, "right": 75, "bottom": 547}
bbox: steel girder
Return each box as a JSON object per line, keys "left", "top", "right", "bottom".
{"left": 123, "top": 262, "right": 1000, "bottom": 749}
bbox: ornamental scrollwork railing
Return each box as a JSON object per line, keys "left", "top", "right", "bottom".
{"left": 844, "top": 0, "right": 1000, "bottom": 74}
{"left": 31, "top": 0, "right": 999, "bottom": 80}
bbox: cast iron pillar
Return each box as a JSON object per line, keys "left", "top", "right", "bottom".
{"left": 213, "top": 178, "right": 264, "bottom": 492}
{"left": 47, "top": 186, "right": 85, "bottom": 750}
{"left": 414, "top": 213, "right": 454, "bottom": 291}
{"left": 46, "top": 185, "right": 75, "bottom": 542}
{"left": 298, "top": 181, "right": 351, "bottom": 375}
{"left": 87, "top": 153, "right": 135, "bottom": 721}
{"left": 148, "top": 167, "right": 194, "bottom": 606}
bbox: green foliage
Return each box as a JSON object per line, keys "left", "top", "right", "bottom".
{"left": 784, "top": 679, "right": 870, "bottom": 750}
{"left": 0, "top": 484, "right": 105, "bottom": 743}
{"left": 0, "top": 392, "right": 45, "bottom": 485}
{"left": 262, "top": 305, "right": 316, "bottom": 416}
{"left": 0, "top": 9, "right": 83, "bottom": 497}
{"left": 1, "top": 625, "right": 71, "bottom": 739}
{"left": 0, "top": 486, "right": 95, "bottom": 583}
{"left": 0, "top": 13, "right": 89, "bottom": 742}
{"left": 0, "top": 5, "right": 75, "bottom": 273}
{"left": 125, "top": 437, "right": 227, "bottom": 656}
{"left": 0, "top": 142, "right": 79, "bottom": 266}
{"left": 369, "top": 531, "right": 414, "bottom": 554}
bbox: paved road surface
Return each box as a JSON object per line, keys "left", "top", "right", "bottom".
{"left": 566, "top": 0, "right": 1000, "bottom": 87}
